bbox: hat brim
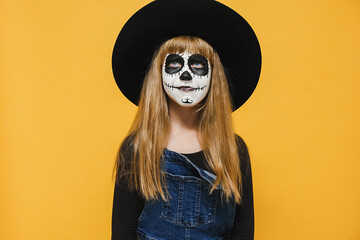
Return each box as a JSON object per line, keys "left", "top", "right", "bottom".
{"left": 112, "top": 0, "right": 262, "bottom": 110}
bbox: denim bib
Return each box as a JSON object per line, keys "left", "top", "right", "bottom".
{"left": 137, "top": 149, "right": 236, "bottom": 240}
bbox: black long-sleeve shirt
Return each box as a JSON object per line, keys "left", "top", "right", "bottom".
{"left": 112, "top": 137, "right": 254, "bottom": 239}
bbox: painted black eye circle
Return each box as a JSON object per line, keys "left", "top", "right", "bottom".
{"left": 165, "top": 54, "right": 184, "bottom": 74}
{"left": 188, "top": 54, "right": 209, "bottom": 76}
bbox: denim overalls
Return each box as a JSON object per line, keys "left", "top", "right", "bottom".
{"left": 137, "top": 148, "right": 236, "bottom": 240}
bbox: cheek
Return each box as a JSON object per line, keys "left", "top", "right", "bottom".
{"left": 204, "top": 75, "right": 211, "bottom": 84}
{"left": 199, "top": 71, "right": 211, "bottom": 86}
{"left": 162, "top": 70, "right": 180, "bottom": 84}
{"left": 206, "top": 68, "right": 212, "bottom": 84}
{"left": 162, "top": 74, "right": 173, "bottom": 84}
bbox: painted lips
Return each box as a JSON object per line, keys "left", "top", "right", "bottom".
{"left": 177, "top": 86, "right": 196, "bottom": 92}
{"left": 165, "top": 83, "right": 207, "bottom": 92}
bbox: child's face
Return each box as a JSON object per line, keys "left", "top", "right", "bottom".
{"left": 162, "top": 51, "right": 211, "bottom": 107}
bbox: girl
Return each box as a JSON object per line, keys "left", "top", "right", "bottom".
{"left": 111, "top": 1, "right": 261, "bottom": 239}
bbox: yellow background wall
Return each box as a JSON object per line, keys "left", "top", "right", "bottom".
{"left": 1, "top": 0, "right": 359, "bottom": 239}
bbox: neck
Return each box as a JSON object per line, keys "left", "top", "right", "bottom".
{"left": 168, "top": 99, "right": 199, "bottom": 130}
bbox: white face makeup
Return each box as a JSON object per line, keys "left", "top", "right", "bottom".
{"left": 162, "top": 52, "right": 211, "bottom": 107}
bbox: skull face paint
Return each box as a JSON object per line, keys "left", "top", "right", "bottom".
{"left": 162, "top": 52, "right": 211, "bottom": 107}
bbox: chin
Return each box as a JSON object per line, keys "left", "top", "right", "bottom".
{"left": 179, "top": 103, "right": 197, "bottom": 107}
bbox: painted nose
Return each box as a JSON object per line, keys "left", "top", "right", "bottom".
{"left": 179, "top": 71, "right": 192, "bottom": 81}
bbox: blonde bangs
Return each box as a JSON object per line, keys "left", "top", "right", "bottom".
{"left": 157, "top": 36, "right": 215, "bottom": 68}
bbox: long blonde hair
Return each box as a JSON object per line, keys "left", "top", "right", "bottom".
{"left": 114, "top": 36, "right": 243, "bottom": 203}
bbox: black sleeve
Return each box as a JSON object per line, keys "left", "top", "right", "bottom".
{"left": 230, "top": 136, "right": 255, "bottom": 240}
{"left": 111, "top": 179, "right": 145, "bottom": 240}
{"left": 111, "top": 135, "right": 145, "bottom": 240}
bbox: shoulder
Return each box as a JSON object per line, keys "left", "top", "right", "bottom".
{"left": 234, "top": 134, "right": 251, "bottom": 177}
{"left": 116, "top": 134, "right": 136, "bottom": 183}
{"left": 235, "top": 134, "right": 250, "bottom": 160}
{"left": 119, "top": 133, "right": 136, "bottom": 160}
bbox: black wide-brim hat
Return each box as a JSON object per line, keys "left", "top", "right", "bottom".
{"left": 112, "top": 0, "right": 261, "bottom": 111}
